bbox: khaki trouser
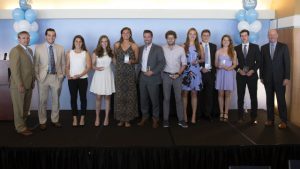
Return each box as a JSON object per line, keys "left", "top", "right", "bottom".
{"left": 10, "top": 88, "right": 32, "bottom": 132}
{"left": 38, "top": 74, "right": 63, "bottom": 124}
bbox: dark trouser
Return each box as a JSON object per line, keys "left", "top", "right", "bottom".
{"left": 68, "top": 78, "right": 88, "bottom": 116}
{"left": 162, "top": 73, "right": 184, "bottom": 122}
{"left": 201, "top": 71, "right": 218, "bottom": 118}
{"left": 139, "top": 80, "right": 160, "bottom": 119}
{"left": 236, "top": 73, "right": 258, "bottom": 120}
{"left": 264, "top": 80, "right": 287, "bottom": 123}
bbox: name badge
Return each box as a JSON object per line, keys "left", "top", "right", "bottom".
{"left": 124, "top": 54, "right": 130, "bottom": 63}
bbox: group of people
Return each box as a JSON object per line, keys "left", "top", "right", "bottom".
{"left": 9, "top": 27, "right": 290, "bottom": 136}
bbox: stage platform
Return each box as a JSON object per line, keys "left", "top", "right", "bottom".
{"left": 1, "top": 110, "right": 300, "bottom": 169}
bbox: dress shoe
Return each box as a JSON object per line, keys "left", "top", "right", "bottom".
{"left": 51, "top": 122, "right": 62, "bottom": 128}
{"left": 18, "top": 129, "right": 33, "bottom": 136}
{"left": 278, "top": 122, "right": 287, "bottom": 129}
{"left": 264, "top": 120, "right": 274, "bottom": 127}
{"left": 117, "top": 121, "right": 124, "bottom": 127}
{"left": 152, "top": 117, "right": 159, "bottom": 128}
{"left": 250, "top": 119, "right": 258, "bottom": 126}
{"left": 237, "top": 118, "right": 245, "bottom": 124}
{"left": 137, "top": 118, "right": 147, "bottom": 126}
{"left": 39, "top": 124, "right": 47, "bottom": 131}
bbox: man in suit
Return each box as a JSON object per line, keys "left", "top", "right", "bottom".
{"left": 235, "top": 29, "right": 260, "bottom": 125}
{"left": 9, "top": 31, "right": 35, "bottom": 136}
{"left": 199, "top": 29, "right": 218, "bottom": 121}
{"left": 260, "top": 29, "right": 290, "bottom": 129}
{"left": 137, "top": 30, "right": 166, "bottom": 128}
{"left": 34, "top": 28, "right": 65, "bottom": 130}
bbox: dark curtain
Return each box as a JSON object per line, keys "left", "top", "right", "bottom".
{"left": 1, "top": 145, "right": 300, "bottom": 169}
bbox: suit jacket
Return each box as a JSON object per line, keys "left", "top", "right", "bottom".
{"left": 34, "top": 42, "right": 65, "bottom": 82}
{"left": 9, "top": 45, "right": 35, "bottom": 89}
{"left": 235, "top": 43, "right": 260, "bottom": 74}
{"left": 200, "top": 42, "right": 217, "bottom": 75}
{"left": 260, "top": 42, "right": 290, "bottom": 84}
{"left": 138, "top": 43, "right": 166, "bottom": 84}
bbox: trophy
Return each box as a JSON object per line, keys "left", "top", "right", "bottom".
{"left": 243, "top": 66, "right": 249, "bottom": 73}
{"left": 147, "top": 66, "right": 151, "bottom": 72}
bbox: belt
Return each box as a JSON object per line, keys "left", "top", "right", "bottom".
{"left": 47, "top": 71, "right": 57, "bottom": 74}
{"left": 163, "top": 71, "right": 177, "bottom": 75}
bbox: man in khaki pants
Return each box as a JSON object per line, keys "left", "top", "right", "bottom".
{"left": 9, "top": 31, "right": 35, "bottom": 136}
{"left": 34, "top": 28, "right": 65, "bottom": 130}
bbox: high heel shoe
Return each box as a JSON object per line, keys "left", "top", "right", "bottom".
{"left": 220, "top": 113, "right": 224, "bottom": 121}
{"left": 117, "top": 121, "right": 124, "bottom": 127}
{"left": 223, "top": 113, "right": 228, "bottom": 122}
{"left": 125, "top": 122, "right": 131, "bottom": 128}
{"left": 103, "top": 119, "right": 109, "bottom": 126}
{"left": 94, "top": 120, "right": 100, "bottom": 127}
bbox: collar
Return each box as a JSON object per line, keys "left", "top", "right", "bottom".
{"left": 242, "top": 42, "right": 249, "bottom": 46}
{"left": 19, "top": 44, "right": 27, "bottom": 50}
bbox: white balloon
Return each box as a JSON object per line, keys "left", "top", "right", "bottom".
{"left": 13, "top": 22, "right": 21, "bottom": 32}
{"left": 18, "top": 20, "right": 31, "bottom": 32}
{"left": 238, "top": 21, "right": 250, "bottom": 32}
{"left": 30, "top": 22, "right": 39, "bottom": 32}
{"left": 249, "top": 20, "right": 262, "bottom": 33}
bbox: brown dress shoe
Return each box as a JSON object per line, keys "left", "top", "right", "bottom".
{"left": 137, "top": 118, "right": 147, "bottom": 126}
{"left": 18, "top": 129, "right": 33, "bottom": 136}
{"left": 39, "top": 124, "right": 47, "bottom": 131}
{"left": 51, "top": 122, "right": 62, "bottom": 128}
{"left": 152, "top": 117, "right": 159, "bottom": 129}
{"left": 264, "top": 120, "right": 274, "bottom": 126}
{"left": 278, "top": 122, "right": 287, "bottom": 129}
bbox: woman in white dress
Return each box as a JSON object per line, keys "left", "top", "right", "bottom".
{"left": 66, "top": 35, "right": 91, "bottom": 127}
{"left": 90, "top": 35, "right": 115, "bottom": 126}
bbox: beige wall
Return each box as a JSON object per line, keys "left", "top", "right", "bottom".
{"left": 272, "top": 0, "right": 296, "bottom": 18}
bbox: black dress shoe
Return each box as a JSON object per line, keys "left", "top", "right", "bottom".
{"left": 250, "top": 119, "right": 258, "bottom": 126}
{"left": 51, "top": 122, "right": 62, "bottom": 128}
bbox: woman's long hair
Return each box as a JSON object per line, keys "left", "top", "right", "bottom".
{"left": 184, "top": 27, "right": 201, "bottom": 55}
{"left": 72, "top": 35, "right": 87, "bottom": 51}
{"left": 94, "top": 35, "right": 113, "bottom": 58}
{"left": 119, "top": 27, "right": 135, "bottom": 43}
{"left": 221, "top": 34, "right": 234, "bottom": 59}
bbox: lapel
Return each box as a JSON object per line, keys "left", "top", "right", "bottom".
{"left": 53, "top": 44, "right": 58, "bottom": 63}
{"left": 44, "top": 42, "right": 58, "bottom": 63}
{"left": 266, "top": 43, "right": 271, "bottom": 60}
{"left": 208, "top": 43, "right": 214, "bottom": 63}
{"left": 272, "top": 43, "right": 279, "bottom": 60}
{"left": 147, "top": 44, "right": 154, "bottom": 65}
{"left": 18, "top": 44, "right": 33, "bottom": 63}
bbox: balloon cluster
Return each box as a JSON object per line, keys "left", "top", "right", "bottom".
{"left": 234, "top": 0, "right": 261, "bottom": 44}
{"left": 12, "top": 0, "right": 39, "bottom": 45}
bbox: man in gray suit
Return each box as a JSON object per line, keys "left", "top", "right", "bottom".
{"left": 9, "top": 31, "right": 35, "bottom": 136}
{"left": 260, "top": 29, "right": 290, "bottom": 129}
{"left": 137, "top": 30, "right": 166, "bottom": 128}
{"left": 34, "top": 28, "right": 65, "bottom": 130}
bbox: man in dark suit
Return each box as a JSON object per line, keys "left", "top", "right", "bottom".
{"left": 234, "top": 29, "right": 260, "bottom": 125}
{"left": 199, "top": 29, "right": 218, "bottom": 121}
{"left": 260, "top": 29, "right": 290, "bottom": 129}
{"left": 137, "top": 30, "right": 166, "bottom": 128}
{"left": 9, "top": 31, "right": 35, "bottom": 136}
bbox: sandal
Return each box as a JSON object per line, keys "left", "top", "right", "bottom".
{"left": 220, "top": 113, "right": 224, "bottom": 121}
{"left": 223, "top": 113, "right": 228, "bottom": 122}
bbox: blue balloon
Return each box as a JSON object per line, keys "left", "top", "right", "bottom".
{"left": 29, "top": 31, "right": 39, "bottom": 45}
{"left": 19, "top": 0, "right": 32, "bottom": 11}
{"left": 235, "top": 9, "right": 246, "bottom": 22}
{"left": 245, "top": 9, "right": 258, "bottom": 23}
{"left": 243, "top": 0, "right": 257, "bottom": 10}
{"left": 25, "top": 9, "right": 37, "bottom": 23}
{"left": 234, "top": 32, "right": 242, "bottom": 44}
{"left": 249, "top": 32, "right": 258, "bottom": 43}
{"left": 12, "top": 8, "right": 25, "bottom": 21}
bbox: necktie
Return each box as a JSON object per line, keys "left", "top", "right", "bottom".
{"left": 25, "top": 47, "right": 33, "bottom": 63}
{"left": 243, "top": 45, "right": 248, "bottom": 58}
{"left": 270, "top": 43, "right": 275, "bottom": 60}
{"left": 49, "top": 45, "right": 56, "bottom": 73}
{"left": 205, "top": 43, "right": 209, "bottom": 64}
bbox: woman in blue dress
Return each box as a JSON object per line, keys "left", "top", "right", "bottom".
{"left": 181, "top": 28, "right": 205, "bottom": 124}
{"left": 215, "top": 35, "right": 237, "bottom": 122}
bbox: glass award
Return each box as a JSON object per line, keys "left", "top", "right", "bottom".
{"left": 124, "top": 54, "right": 130, "bottom": 63}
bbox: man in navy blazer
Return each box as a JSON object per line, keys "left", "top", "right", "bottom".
{"left": 260, "top": 29, "right": 290, "bottom": 129}
{"left": 234, "top": 29, "right": 260, "bottom": 125}
{"left": 137, "top": 30, "right": 166, "bottom": 128}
